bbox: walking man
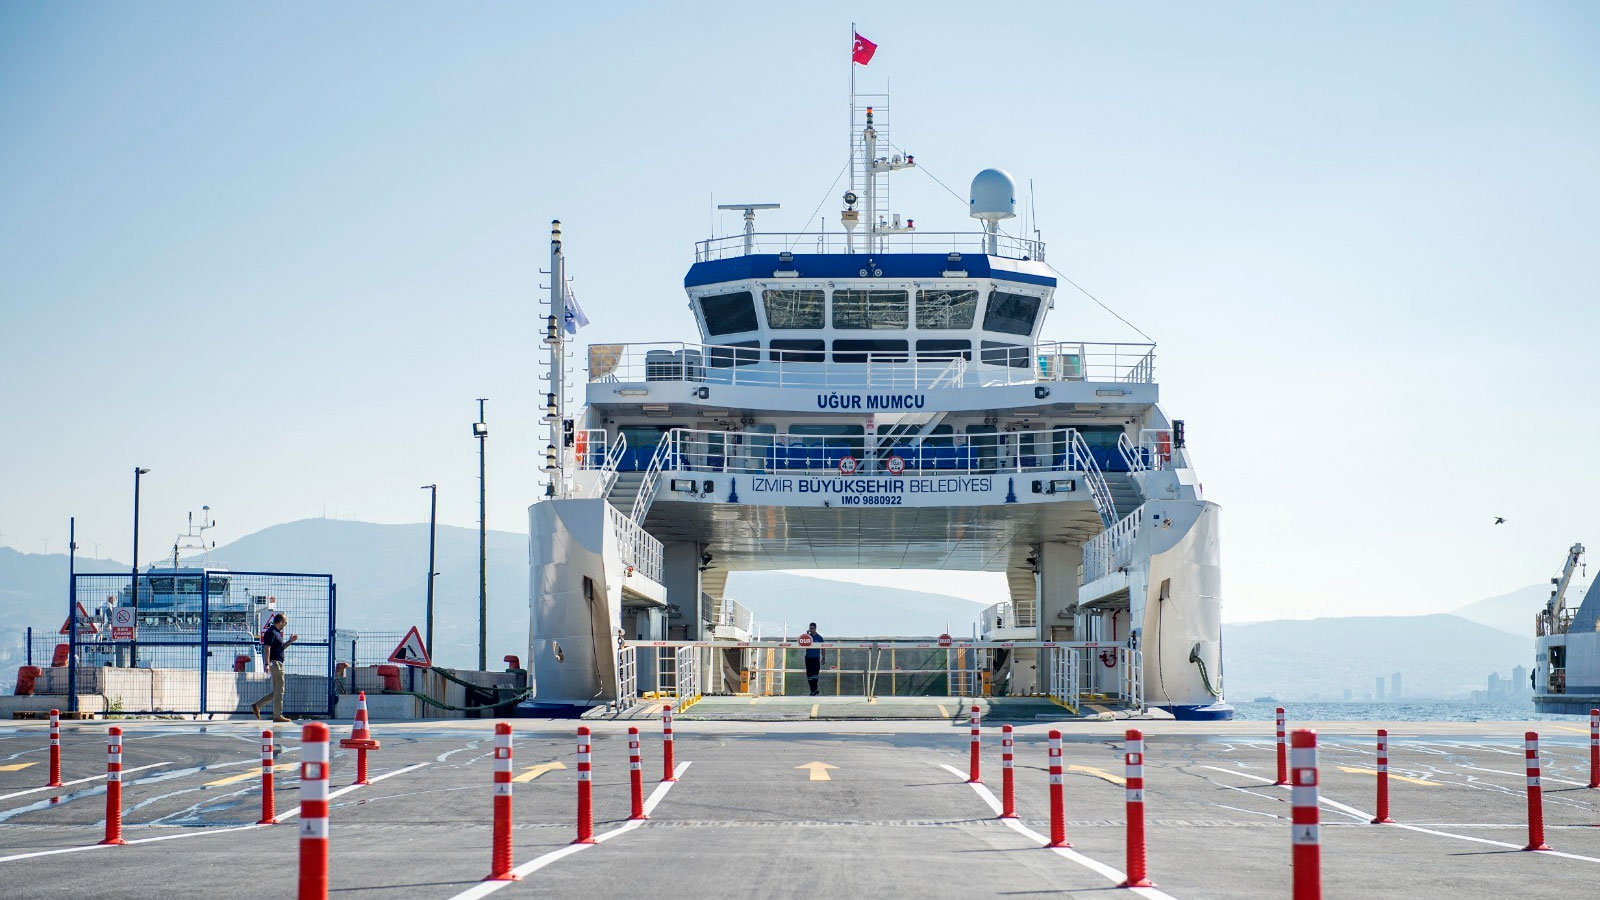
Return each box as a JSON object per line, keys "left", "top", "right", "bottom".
{"left": 803, "top": 622, "right": 824, "bottom": 697}
{"left": 251, "top": 613, "right": 298, "bottom": 722}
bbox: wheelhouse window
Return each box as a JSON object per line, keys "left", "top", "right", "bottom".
{"left": 916, "top": 289, "right": 978, "bottom": 329}
{"left": 982, "top": 290, "right": 1042, "bottom": 336}
{"left": 832, "top": 339, "right": 908, "bottom": 363}
{"left": 762, "top": 289, "right": 825, "bottom": 329}
{"left": 980, "top": 341, "right": 1030, "bottom": 369}
{"left": 769, "top": 339, "right": 826, "bottom": 362}
{"left": 707, "top": 340, "right": 760, "bottom": 368}
{"left": 698, "top": 290, "right": 759, "bottom": 336}
{"left": 832, "top": 289, "right": 908, "bottom": 329}
{"left": 915, "top": 339, "right": 971, "bottom": 360}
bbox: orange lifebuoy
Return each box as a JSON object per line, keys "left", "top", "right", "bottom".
{"left": 1157, "top": 433, "right": 1172, "bottom": 462}
{"left": 575, "top": 429, "right": 589, "bottom": 462}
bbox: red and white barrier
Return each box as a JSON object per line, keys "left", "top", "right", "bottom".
{"left": 1047, "top": 729, "right": 1070, "bottom": 848}
{"left": 338, "top": 690, "right": 380, "bottom": 786}
{"left": 575, "top": 725, "right": 596, "bottom": 844}
{"left": 629, "top": 726, "right": 647, "bottom": 820}
{"left": 968, "top": 705, "right": 983, "bottom": 784}
{"left": 1274, "top": 706, "right": 1288, "bottom": 786}
{"left": 47, "top": 708, "right": 62, "bottom": 788}
{"left": 258, "top": 729, "right": 278, "bottom": 825}
{"left": 1589, "top": 709, "right": 1598, "bottom": 790}
{"left": 100, "top": 726, "right": 125, "bottom": 845}
{"left": 299, "top": 722, "right": 331, "bottom": 900}
{"left": 1290, "top": 729, "right": 1319, "bottom": 900}
{"left": 1524, "top": 730, "right": 1551, "bottom": 851}
{"left": 487, "top": 722, "right": 519, "bottom": 881}
{"left": 1370, "top": 728, "right": 1393, "bottom": 825}
{"left": 661, "top": 704, "right": 676, "bottom": 783}
{"left": 1000, "top": 724, "right": 1016, "bottom": 819}
{"left": 1120, "top": 728, "right": 1153, "bottom": 888}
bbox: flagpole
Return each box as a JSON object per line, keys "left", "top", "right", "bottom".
{"left": 849, "top": 22, "right": 856, "bottom": 204}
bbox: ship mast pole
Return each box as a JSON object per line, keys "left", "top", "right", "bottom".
{"left": 549, "top": 220, "right": 566, "bottom": 500}
{"left": 849, "top": 22, "right": 856, "bottom": 253}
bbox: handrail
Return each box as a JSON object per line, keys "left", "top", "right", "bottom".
{"left": 586, "top": 341, "right": 1155, "bottom": 388}
{"left": 606, "top": 504, "right": 663, "bottom": 583}
{"left": 598, "top": 431, "right": 626, "bottom": 498}
{"left": 693, "top": 230, "right": 1046, "bottom": 262}
{"left": 629, "top": 431, "right": 674, "bottom": 523}
{"left": 1117, "top": 432, "right": 1145, "bottom": 473}
{"left": 1082, "top": 506, "right": 1143, "bottom": 584}
{"left": 1138, "top": 429, "right": 1178, "bottom": 471}
{"left": 1070, "top": 430, "right": 1118, "bottom": 527}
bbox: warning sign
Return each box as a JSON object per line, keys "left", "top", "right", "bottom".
{"left": 884, "top": 454, "right": 905, "bottom": 475}
{"left": 797, "top": 633, "right": 813, "bottom": 648}
{"left": 60, "top": 602, "right": 98, "bottom": 635}
{"left": 388, "top": 626, "right": 431, "bottom": 668}
{"left": 837, "top": 455, "right": 858, "bottom": 475}
{"left": 937, "top": 633, "right": 953, "bottom": 648}
{"left": 110, "top": 606, "right": 137, "bottom": 641}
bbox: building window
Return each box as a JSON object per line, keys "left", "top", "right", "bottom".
{"left": 982, "top": 290, "right": 1042, "bottom": 336}
{"left": 832, "top": 339, "right": 909, "bottom": 363}
{"left": 763, "top": 289, "right": 825, "bottom": 329}
{"left": 916, "top": 289, "right": 978, "bottom": 329}
{"left": 915, "top": 339, "right": 971, "bottom": 360}
{"left": 832, "top": 289, "right": 909, "bottom": 329}
{"left": 769, "top": 339, "right": 826, "bottom": 362}
{"left": 980, "top": 340, "right": 1030, "bottom": 368}
{"left": 698, "top": 291, "right": 759, "bottom": 336}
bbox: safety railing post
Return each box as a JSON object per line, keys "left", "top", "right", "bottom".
{"left": 1119, "top": 728, "right": 1153, "bottom": 888}
{"left": 662, "top": 704, "right": 676, "bottom": 782}
{"left": 575, "top": 725, "right": 596, "bottom": 844}
{"left": 1274, "top": 707, "right": 1289, "bottom": 785}
{"left": 1000, "top": 724, "right": 1016, "bottom": 818}
{"left": 1290, "top": 729, "right": 1320, "bottom": 900}
{"left": 968, "top": 705, "right": 982, "bottom": 784}
{"left": 298, "top": 722, "right": 330, "bottom": 900}
{"left": 629, "top": 726, "right": 647, "bottom": 820}
{"left": 1047, "top": 729, "right": 1069, "bottom": 848}
{"left": 1371, "top": 728, "right": 1393, "bottom": 824}
{"left": 487, "top": 722, "right": 519, "bottom": 880}
{"left": 258, "top": 728, "right": 278, "bottom": 825}
{"left": 1589, "top": 709, "right": 1598, "bottom": 789}
{"left": 1524, "top": 731, "right": 1550, "bottom": 851}
{"left": 100, "top": 726, "right": 125, "bottom": 845}
{"left": 47, "top": 708, "right": 62, "bottom": 787}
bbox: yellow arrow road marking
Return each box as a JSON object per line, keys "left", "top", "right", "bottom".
{"left": 810, "top": 704, "right": 819, "bottom": 719}
{"left": 936, "top": 704, "right": 950, "bottom": 718}
{"left": 512, "top": 761, "right": 566, "bottom": 783}
{"left": 1548, "top": 725, "right": 1590, "bottom": 735}
{"left": 1337, "top": 766, "right": 1436, "bottom": 786}
{"left": 0, "top": 762, "right": 38, "bottom": 773}
{"left": 205, "top": 763, "right": 294, "bottom": 787}
{"left": 796, "top": 762, "right": 837, "bottom": 781}
{"left": 1068, "top": 764, "right": 1126, "bottom": 785}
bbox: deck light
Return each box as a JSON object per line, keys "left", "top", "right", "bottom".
{"left": 671, "top": 479, "right": 697, "bottom": 493}
{"left": 1050, "top": 479, "right": 1074, "bottom": 493}
{"left": 694, "top": 386, "right": 710, "bottom": 400}
{"left": 1034, "top": 386, "right": 1050, "bottom": 399}
{"left": 544, "top": 444, "right": 557, "bottom": 471}
{"left": 1173, "top": 420, "right": 1186, "bottom": 448}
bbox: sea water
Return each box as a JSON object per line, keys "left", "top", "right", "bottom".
{"left": 1229, "top": 699, "right": 1575, "bottom": 723}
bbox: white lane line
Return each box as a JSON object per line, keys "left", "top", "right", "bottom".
{"left": 1196, "top": 764, "right": 1600, "bottom": 864}
{"left": 935, "top": 763, "right": 1179, "bottom": 900}
{"left": 1457, "top": 764, "right": 1590, "bottom": 788}
{"left": 0, "top": 761, "right": 432, "bottom": 864}
{"left": 443, "top": 761, "right": 692, "bottom": 900}
{"left": 0, "top": 761, "right": 177, "bottom": 802}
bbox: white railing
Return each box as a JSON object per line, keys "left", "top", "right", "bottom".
{"left": 1070, "top": 430, "right": 1118, "bottom": 527}
{"left": 1117, "top": 432, "right": 1144, "bottom": 473}
{"left": 616, "top": 644, "right": 637, "bottom": 708}
{"left": 652, "top": 426, "right": 1102, "bottom": 477}
{"left": 586, "top": 341, "right": 1155, "bottom": 389}
{"left": 979, "top": 601, "right": 1014, "bottom": 637}
{"left": 572, "top": 429, "right": 627, "bottom": 498}
{"left": 629, "top": 431, "right": 673, "bottom": 523}
{"left": 693, "top": 230, "right": 1046, "bottom": 262}
{"left": 674, "top": 645, "right": 700, "bottom": 702}
{"left": 606, "top": 504, "right": 663, "bottom": 584}
{"left": 1082, "top": 506, "right": 1143, "bottom": 584}
{"left": 1137, "top": 429, "right": 1178, "bottom": 471}
{"left": 1046, "top": 645, "right": 1080, "bottom": 712}
{"left": 1077, "top": 645, "right": 1144, "bottom": 711}
{"left": 713, "top": 597, "right": 754, "bottom": 635}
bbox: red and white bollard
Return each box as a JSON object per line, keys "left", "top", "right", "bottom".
{"left": 1370, "top": 728, "right": 1393, "bottom": 824}
{"left": 258, "top": 729, "right": 278, "bottom": 825}
{"left": 487, "top": 722, "right": 519, "bottom": 881}
{"left": 575, "top": 725, "right": 596, "bottom": 844}
{"left": 1588, "top": 709, "right": 1598, "bottom": 789}
{"left": 1120, "top": 728, "right": 1153, "bottom": 888}
{"left": 1047, "top": 729, "right": 1070, "bottom": 848}
{"left": 298, "top": 722, "right": 331, "bottom": 900}
{"left": 1274, "top": 707, "right": 1288, "bottom": 786}
{"left": 338, "top": 691, "right": 380, "bottom": 786}
{"left": 968, "top": 705, "right": 983, "bottom": 784}
{"left": 628, "top": 726, "right": 647, "bottom": 820}
{"left": 1524, "top": 730, "right": 1551, "bottom": 851}
{"left": 1290, "top": 729, "right": 1320, "bottom": 900}
{"left": 47, "top": 708, "right": 62, "bottom": 788}
{"left": 100, "top": 726, "right": 125, "bottom": 845}
{"left": 999, "top": 724, "right": 1016, "bottom": 819}
{"left": 661, "top": 704, "right": 676, "bottom": 783}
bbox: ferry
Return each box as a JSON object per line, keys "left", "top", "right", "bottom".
{"left": 1534, "top": 542, "right": 1597, "bottom": 714}
{"left": 526, "top": 56, "right": 1230, "bottom": 720}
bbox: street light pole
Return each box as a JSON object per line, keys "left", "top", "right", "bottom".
{"left": 473, "top": 399, "right": 488, "bottom": 672}
{"left": 131, "top": 466, "right": 150, "bottom": 666}
{"left": 421, "top": 484, "right": 437, "bottom": 658}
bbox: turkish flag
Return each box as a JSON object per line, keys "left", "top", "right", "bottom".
{"left": 852, "top": 32, "right": 877, "bottom": 65}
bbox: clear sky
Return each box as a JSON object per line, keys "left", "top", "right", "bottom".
{"left": 2, "top": 2, "right": 1597, "bottom": 622}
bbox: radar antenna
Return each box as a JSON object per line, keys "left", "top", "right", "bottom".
{"left": 716, "top": 203, "right": 780, "bottom": 255}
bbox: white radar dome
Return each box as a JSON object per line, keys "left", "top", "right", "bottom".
{"left": 969, "top": 168, "right": 1017, "bottom": 221}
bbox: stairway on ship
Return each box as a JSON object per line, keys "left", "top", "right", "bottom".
{"left": 608, "top": 471, "right": 647, "bottom": 514}
{"left": 1100, "top": 470, "right": 1142, "bottom": 522}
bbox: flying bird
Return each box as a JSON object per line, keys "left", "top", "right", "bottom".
{"left": 1493, "top": 517, "right": 1506, "bottom": 525}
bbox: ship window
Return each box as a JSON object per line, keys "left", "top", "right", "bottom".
{"left": 698, "top": 291, "right": 758, "bottom": 336}
{"left": 769, "top": 339, "right": 826, "bottom": 362}
{"left": 832, "top": 289, "right": 908, "bottom": 329}
{"left": 923, "top": 424, "right": 955, "bottom": 447}
{"left": 982, "top": 290, "right": 1042, "bottom": 336}
{"left": 762, "top": 289, "right": 825, "bottom": 329}
{"left": 707, "top": 340, "right": 760, "bottom": 368}
{"left": 787, "top": 424, "right": 865, "bottom": 458}
{"left": 915, "top": 339, "right": 971, "bottom": 360}
{"left": 916, "top": 289, "right": 978, "bottom": 329}
{"left": 980, "top": 341, "right": 1030, "bottom": 368}
{"left": 832, "top": 339, "right": 908, "bottom": 363}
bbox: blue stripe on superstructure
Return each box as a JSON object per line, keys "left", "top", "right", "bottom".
{"left": 684, "top": 253, "right": 1057, "bottom": 289}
